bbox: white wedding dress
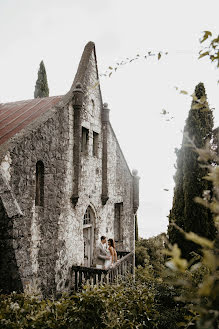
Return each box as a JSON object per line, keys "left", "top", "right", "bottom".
{"left": 104, "top": 249, "right": 112, "bottom": 269}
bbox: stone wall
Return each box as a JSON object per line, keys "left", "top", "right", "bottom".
{"left": 0, "top": 104, "right": 71, "bottom": 296}
{"left": 0, "top": 198, "right": 23, "bottom": 293}
{"left": 0, "top": 47, "right": 136, "bottom": 296}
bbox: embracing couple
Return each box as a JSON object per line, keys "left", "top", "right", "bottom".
{"left": 96, "top": 236, "right": 117, "bottom": 269}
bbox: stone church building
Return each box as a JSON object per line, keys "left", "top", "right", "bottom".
{"left": 0, "top": 42, "right": 139, "bottom": 296}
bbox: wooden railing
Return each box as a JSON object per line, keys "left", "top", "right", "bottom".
{"left": 117, "top": 251, "right": 130, "bottom": 259}
{"left": 71, "top": 251, "right": 134, "bottom": 291}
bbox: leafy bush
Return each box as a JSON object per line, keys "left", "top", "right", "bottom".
{"left": 0, "top": 278, "right": 157, "bottom": 329}
{"left": 1, "top": 138, "right": 219, "bottom": 329}
{"left": 135, "top": 245, "right": 149, "bottom": 267}
{"left": 135, "top": 233, "right": 167, "bottom": 276}
{"left": 0, "top": 265, "right": 195, "bottom": 329}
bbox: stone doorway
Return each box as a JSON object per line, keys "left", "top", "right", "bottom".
{"left": 83, "top": 206, "right": 95, "bottom": 267}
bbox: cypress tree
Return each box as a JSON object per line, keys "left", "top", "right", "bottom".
{"left": 168, "top": 82, "right": 216, "bottom": 259}
{"left": 34, "top": 60, "right": 49, "bottom": 98}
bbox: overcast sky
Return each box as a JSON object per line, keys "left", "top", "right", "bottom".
{"left": 0, "top": 0, "right": 219, "bottom": 238}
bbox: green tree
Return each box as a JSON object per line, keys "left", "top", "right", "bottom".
{"left": 168, "top": 82, "right": 216, "bottom": 259}
{"left": 34, "top": 60, "right": 49, "bottom": 98}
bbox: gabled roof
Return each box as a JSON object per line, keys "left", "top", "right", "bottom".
{"left": 0, "top": 42, "right": 97, "bottom": 147}
{"left": 0, "top": 42, "right": 133, "bottom": 177}
{"left": 0, "top": 96, "right": 62, "bottom": 145}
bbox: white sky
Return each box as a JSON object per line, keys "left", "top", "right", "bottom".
{"left": 0, "top": 0, "right": 219, "bottom": 238}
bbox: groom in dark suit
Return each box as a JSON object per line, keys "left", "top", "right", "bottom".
{"left": 96, "top": 236, "right": 110, "bottom": 269}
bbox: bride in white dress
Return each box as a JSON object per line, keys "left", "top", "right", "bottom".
{"left": 105, "top": 238, "right": 117, "bottom": 269}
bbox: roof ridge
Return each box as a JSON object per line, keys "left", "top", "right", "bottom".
{"left": 0, "top": 41, "right": 97, "bottom": 148}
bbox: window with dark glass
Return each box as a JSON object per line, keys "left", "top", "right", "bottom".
{"left": 35, "top": 161, "right": 44, "bottom": 206}
{"left": 93, "top": 131, "right": 99, "bottom": 157}
{"left": 114, "top": 202, "right": 123, "bottom": 242}
{"left": 81, "top": 127, "right": 89, "bottom": 153}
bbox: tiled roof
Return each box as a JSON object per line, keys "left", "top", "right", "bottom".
{"left": 0, "top": 96, "right": 62, "bottom": 146}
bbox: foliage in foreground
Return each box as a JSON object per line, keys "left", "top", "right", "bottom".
{"left": 1, "top": 250, "right": 217, "bottom": 329}
{"left": 165, "top": 137, "right": 219, "bottom": 328}
{"left": 1, "top": 149, "right": 218, "bottom": 329}
{"left": 135, "top": 233, "right": 167, "bottom": 275}
{"left": 199, "top": 31, "right": 219, "bottom": 71}
{"left": 1, "top": 228, "right": 218, "bottom": 328}
{"left": 0, "top": 267, "right": 190, "bottom": 329}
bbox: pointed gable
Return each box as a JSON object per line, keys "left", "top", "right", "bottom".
{"left": 62, "top": 41, "right": 101, "bottom": 106}
{"left": 0, "top": 42, "right": 100, "bottom": 147}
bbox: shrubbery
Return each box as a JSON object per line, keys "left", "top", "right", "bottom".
{"left": 0, "top": 275, "right": 157, "bottom": 329}
{"left": 1, "top": 138, "right": 218, "bottom": 329}
{"left": 1, "top": 237, "right": 217, "bottom": 328}
{"left": 135, "top": 233, "right": 167, "bottom": 276}
{"left": 1, "top": 228, "right": 217, "bottom": 328}
{"left": 0, "top": 272, "right": 188, "bottom": 329}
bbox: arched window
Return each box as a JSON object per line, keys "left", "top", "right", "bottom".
{"left": 83, "top": 207, "right": 92, "bottom": 225}
{"left": 35, "top": 161, "right": 44, "bottom": 206}
{"left": 83, "top": 206, "right": 96, "bottom": 267}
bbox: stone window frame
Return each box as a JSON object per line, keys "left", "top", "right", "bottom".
{"left": 93, "top": 131, "right": 99, "bottom": 157}
{"left": 35, "top": 160, "right": 44, "bottom": 207}
{"left": 81, "top": 127, "right": 89, "bottom": 154}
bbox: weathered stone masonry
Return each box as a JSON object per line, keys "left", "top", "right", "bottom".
{"left": 0, "top": 42, "right": 139, "bottom": 296}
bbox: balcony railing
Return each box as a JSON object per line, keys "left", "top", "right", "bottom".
{"left": 71, "top": 251, "right": 134, "bottom": 291}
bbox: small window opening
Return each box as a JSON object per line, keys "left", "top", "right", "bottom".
{"left": 114, "top": 202, "right": 123, "bottom": 242}
{"left": 81, "top": 127, "right": 89, "bottom": 153}
{"left": 35, "top": 161, "right": 44, "bottom": 206}
{"left": 93, "top": 131, "right": 99, "bottom": 157}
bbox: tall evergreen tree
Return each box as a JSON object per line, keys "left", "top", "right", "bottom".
{"left": 34, "top": 60, "right": 49, "bottom": 98}
{"left": 168, "top": 82, "right": 216, "bottom": 259}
